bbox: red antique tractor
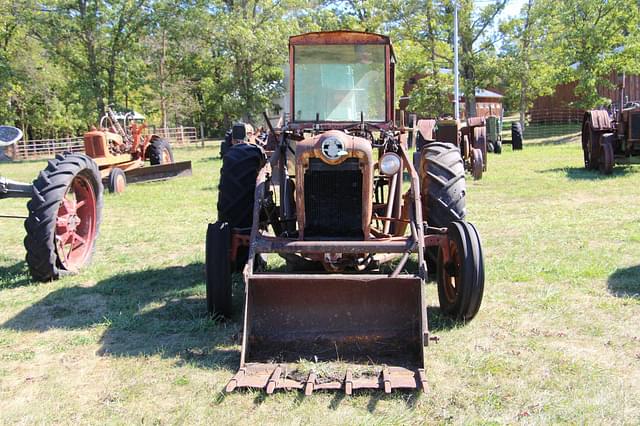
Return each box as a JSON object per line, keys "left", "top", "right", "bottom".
{"left": 206, "top": 31, "right": 484, "bottom": 394}
{"left": 1, "top": 126, "right": 103, "bottom": 281}
{"left": 83, "top": 107, "right": 192, "bottom": 193}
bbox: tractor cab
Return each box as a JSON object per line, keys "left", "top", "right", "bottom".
{"left": 288, "top": 31, "right": 395, "bottom": 129}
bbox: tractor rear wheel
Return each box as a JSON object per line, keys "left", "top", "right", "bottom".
{"left": 206, "top": 221, "right": 233, "bottom": 318}
{"left": 217, "top": 143, "right": 265, "bottom": 269}
{"left": 437, "top": 220, "right": 484, "bottom": 321}
{"left": 24, "top": 153, "right": 103, "bottom": 282}
{"left": 148, "top": 138, "right": 174, "bottom": 165}
{"left": 511, "top": 122, "right": 523, "bottom": 150}
{"left": 420, "top": 142, "right": 467, "bottom": 228}
{"left": 217, "top": 143, "right": 265, "bottom": 229}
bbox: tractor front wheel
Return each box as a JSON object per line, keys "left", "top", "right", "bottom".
{"left": 24, "top": 153, "right": 103, "bottom": 282}
{"left": 107, "top": 168, "right": 126, "bottom": 194}
{"left": 206, "top": 221, "right": 233, "bottom": 318}
{"left": 148, "top": 138, "right": 174, "bottom": 165}
{"left": 599, "top": 139, "right": 614, "bottom": 175}
{"left": 471, "top": 148, "right": 483, "bottom": 180}
{"left": 494, "top": 139, "right": 502, "bottom": 154}
{"left": 437, "top": 220, "right": 484, "bottom": 321}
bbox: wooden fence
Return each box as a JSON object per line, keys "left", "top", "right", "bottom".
{"left": 8, "top": 127, "right": 199, "bottom": 160}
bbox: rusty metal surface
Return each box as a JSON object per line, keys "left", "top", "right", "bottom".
{"left": 416, "top": 119, "right": 436, "bottom": 150}
{"left": 226, "top": 363, "right": 427, "bottom": 394}
{"left": 466, "top": 116, "right": 486, "bottom": 128}
{"left": 242, "top": 274, "right": 423, "bottom": 366}
{"left": 295, "top": 131, "right": 373, "bottom": 240}
{"left": 587, "top": 110, "right": 613, "bottom": 131}
{"left": 253, "top": 235, "right": 416, "bottom": 254}
{"left": 289, "top": 31, "right": 395, "bottom": 127}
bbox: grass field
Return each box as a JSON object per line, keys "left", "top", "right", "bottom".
{"left": 1, "top": 136, "right": 639, "bottom": 424}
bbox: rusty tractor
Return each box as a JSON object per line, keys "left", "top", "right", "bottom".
{"left": 415, "top": 116, "right": 487, "bottom": 180}
{"left": 205, "top": 31, "right": 485, "bottom": 394}
{"left": 582, "top": 76, "right": 640, "bottom": 174}
{"left": 83, "top": 107, "right": 192, "bottom": 193}
{"left": 1, "top": 126, "right": 103, "bottom": 281}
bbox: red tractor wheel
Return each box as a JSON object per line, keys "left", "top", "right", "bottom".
{"left": 471, "top": 148, "right": 483, "bottom": 180}
{"left": 24, "top": 153, "right": 103, "bottom": 281}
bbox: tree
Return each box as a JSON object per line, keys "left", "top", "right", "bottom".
{"left": 30, "top": 0, "right": 151, "bottom": 121}
{"left": 550, "top": 0, "right": 640, "bottom": 109}
{"left": 499, "top": 0, "right": 564, "bottom": 128}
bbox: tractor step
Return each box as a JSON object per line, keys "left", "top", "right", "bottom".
{"left": 225, "top": 363, "right": 427, "bottom": 394}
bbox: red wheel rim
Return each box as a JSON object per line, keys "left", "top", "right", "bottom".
{"left": 54, "top": 173, "right": 97, "bottom": 271}
{"left": 162, "top": 149, "right": 171, "bottom": 164}
{"left": 115, "top": 174, "right": 126, "bottom": 193}
{"left": 443, "top": 241, "right": 461, "bottom": 303}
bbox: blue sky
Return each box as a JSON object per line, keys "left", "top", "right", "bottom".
{"left": 497, "top": 0, "right": 527, "bottom": 20}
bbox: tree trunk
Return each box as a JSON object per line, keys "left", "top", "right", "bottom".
{"left": 160, "top": 29, "right": 168, "bottom": 129}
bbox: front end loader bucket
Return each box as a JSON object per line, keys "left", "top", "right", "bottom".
{"left": 228, "top": 274, "right": 427, "bottom": 394}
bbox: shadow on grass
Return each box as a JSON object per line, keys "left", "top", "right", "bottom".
{"left": 538, "top": 165, "right": 636, "bottom": 180}
{"left": 427, "top": 306, "right": 461, "bottom": 332}
{"left": 523, "top": 133, "right": 580, "bottom": 146}
{"left": 1, "top": 263, "right": 240, "bottom": 371}
{"left": 0, "top": 261, "right": 32, "bottom": 289}
{"left": 607, "top": 265, "right": 640, "bottom": 298}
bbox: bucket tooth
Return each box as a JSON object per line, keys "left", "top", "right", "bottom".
{"left": 345, "top": 370, "right": 353, "bottom": 395}
{"left": 304, "top": 372, "right": 316, "bottom": 396}
{"left": 418, "top": 368, "right": 428, "bottom": 393}
{"left": 265, "top": 366, "right": 282, "bottom": 394}
{"left": 382, "top": 368, "right": 391, "bottom": 393}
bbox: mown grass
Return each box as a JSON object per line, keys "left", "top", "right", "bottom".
{"left": 1, "top": 137, "right": 639, "bottom": 424}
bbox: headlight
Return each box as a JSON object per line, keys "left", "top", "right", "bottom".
{"left": 380, "top": 152, "right": 401, "bottom": 176}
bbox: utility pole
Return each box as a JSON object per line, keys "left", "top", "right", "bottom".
{"left": 453, "top": 0, "right": 460, "bottom": 120}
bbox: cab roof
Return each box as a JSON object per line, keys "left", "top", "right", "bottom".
{"left": 289, "top": 31, "right": 396, "bottom": 62}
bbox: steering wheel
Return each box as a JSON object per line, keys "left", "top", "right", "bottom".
{"left": 0, "top": 126, "right": 23, "bottom": 147}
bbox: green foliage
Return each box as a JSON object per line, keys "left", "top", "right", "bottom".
{"left": 0, "top": 0, "right": 639, "bottom": 137}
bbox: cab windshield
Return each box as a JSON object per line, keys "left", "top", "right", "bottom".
{"left": 293, "top": 44, "right": 386, "bottom": 122}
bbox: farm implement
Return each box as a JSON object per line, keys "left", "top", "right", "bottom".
{"left": 205, "top": 31, "right": 485, "bottom": 394}
{"left": 1, "top": 126, "right": 103, "bottom": 281}
{"left": 83, "top": 107, "right": 192, "bottom": 193}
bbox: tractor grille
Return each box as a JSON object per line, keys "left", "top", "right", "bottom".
{"left": 631, "top": 112, "right": 640, "bottom": 140}
{"left": 304, "top": 158, "right": 363, "bottom": 240}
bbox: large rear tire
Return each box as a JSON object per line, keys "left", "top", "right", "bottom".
{"left": 511, "top": 122, "right": 523, "bottom": 150}
{"left": 24, "top": 153, "right": 103, "bottom": 282}
{"left": 217, "top": 143, "right": 265, "bottom": 229}
{"left": 419, "top": 142, "right": 466, "bottom": 228}
{"left": 148, "top": 137, "right": 174, "bottom": 165}
{"left": 436, "top": 220, "right": 484, "bottom": 321}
